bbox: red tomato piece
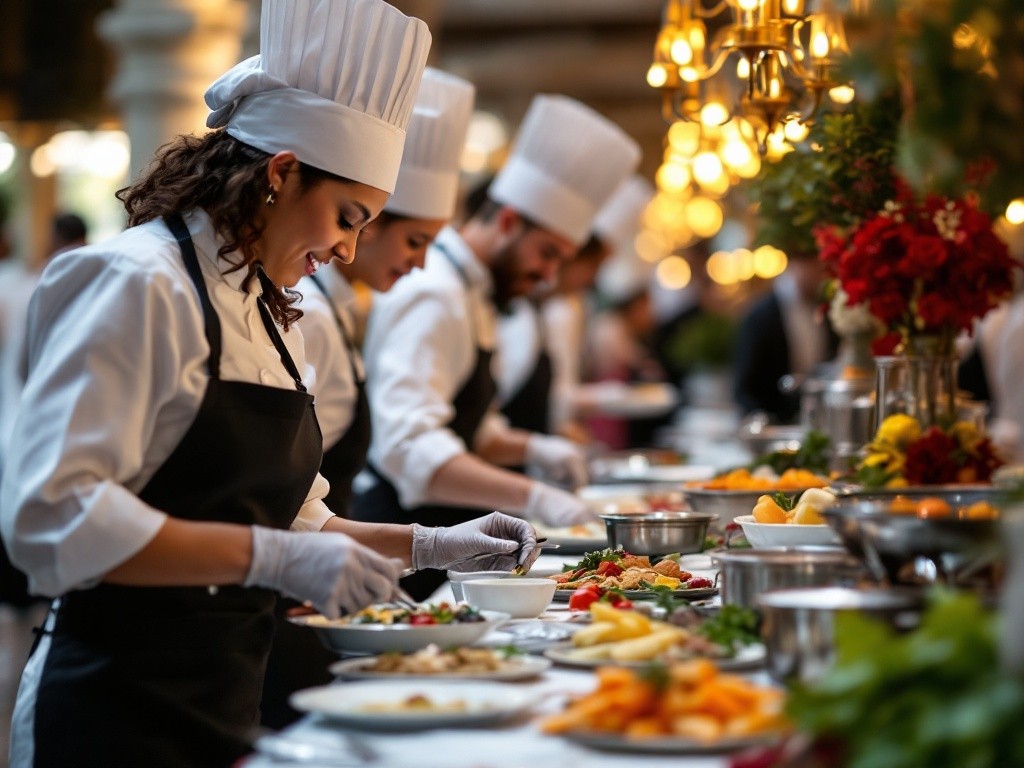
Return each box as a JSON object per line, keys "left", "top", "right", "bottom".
{"left": 409, "top": 614, "right": 436, "bottom": 625}
{"left": 596, "top": 560, "right": 624, "bottom": 577}
{"left": 568, "top": 586, "right": 604, "bottom": 611}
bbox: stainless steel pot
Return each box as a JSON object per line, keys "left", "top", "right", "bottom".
{"left": 757, "top": 586, "right": 922, "bottom": 683}
{"left": 600, "top": 511, "right": 716, "bottom": 556}
{"left": 710, "top": 547, "right": 862, "bottom": 609}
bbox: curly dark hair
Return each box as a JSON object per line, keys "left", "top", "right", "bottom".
{"left": 117, "top": 129, "right": 343, "bottom": 329}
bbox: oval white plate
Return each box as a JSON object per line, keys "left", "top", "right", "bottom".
{"left": 543, "top": 641, "right": 765, "bottom": 672}
{"left": 734, "top": 514, "right": 841, "bottom": 548}
{"left": 289, "top": 680, "right": 537, "bottom": 730}
{"left": 289, "top": 610, "right": 510, "bottom": 655}
{"left": 560, "top": 729, "right": 781, "bottom": 754}
{"left": 328, "top": 653, "right": 551, "bottom": 682}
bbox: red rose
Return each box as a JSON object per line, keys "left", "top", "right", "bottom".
{"left": 904, "top": 428, "right": 960, "bottom": 484}
{"left": 901, "top": 234, "right": 948, "bottom": 273}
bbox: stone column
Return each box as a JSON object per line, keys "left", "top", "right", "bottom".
{"left": 97, "top": 0, "right": 249, "bottom": 181}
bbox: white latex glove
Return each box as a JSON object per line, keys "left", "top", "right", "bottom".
{"left": 245, "top": 526, "right": 403, "bottom": 619}
{"left": 412, "top": 512, "right": 540, "bottom": 573}
{"left": 521, "top": 481, "right": 597, "bottom": 527}
{"left": 524, "top": 434, "right": 589, "bottom": 489}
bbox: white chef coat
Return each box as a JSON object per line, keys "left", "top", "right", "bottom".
{"left": 0, "top": 209, "right": 334, "bottom": 598}
{"left": 362, "top": 226, "right": 506, "bottom": 507}
{"left": 542, "top": 293, "right": 586, "bottom": 431}
{"left": 495, "top": 297, "right": 544, "bottom": 405}
{"left": 296, "top": 267, "right": 364, "bottom": 451}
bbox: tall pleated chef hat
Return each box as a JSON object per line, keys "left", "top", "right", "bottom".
{"left": 592, "top": 175, "right": 655, "bottom": 250}
{"left": 385, "top": 68, "right": 476, "bottom": 220}
{"left": 204, "top": 0, "right": 431, "bottom": 194}
{"left": 489, "top": 95, "right": 641, "bottom": 246}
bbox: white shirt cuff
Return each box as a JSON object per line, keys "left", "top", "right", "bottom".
{"left": 291, "top": 473, "right": 336, "bottom": 531}
{"left": 381, "top": 428, "right": 467, "bottom": 508}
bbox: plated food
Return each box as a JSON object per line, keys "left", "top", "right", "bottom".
{"left": 737, "top": 488, "right": 842, "bottom": 547}
{"left": 688, "top": 467, "right": 830, "bottom": 492}
{"left": 541, "top": 661, "right": 787, "bottom": 749}
{"left": 330, "top": 645, "right": 552, "bottom": 681}
{"left": 315, "top": 602, "right": 485, "bottom": 626}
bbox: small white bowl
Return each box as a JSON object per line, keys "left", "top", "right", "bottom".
{"left": 446, "top": 570, "right": 512, "bottom": 602}
{"left": 461, "top": 578, "right": 557, "bottom": 619}
{"left": 734, "top": 515, "right": 841, "bottom": 548}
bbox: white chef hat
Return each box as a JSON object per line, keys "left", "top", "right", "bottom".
{"left": 489, "top": 95, "right": 641, "bottom": 246}
{"left": 385, "top": 68, "right": 475, "bottom": 220}
{"left": 592, "top": 175, "right": 655, "bottom": 250}
{"left": 205, "top": 0, "right": 431, "bottom": 194}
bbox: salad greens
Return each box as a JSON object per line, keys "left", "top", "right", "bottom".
{"left": 696, "top": 605, "right": 760, "bottom": 649}
{"left": 786, "top": 590, "right": 1024, "bottom": 768}
{"left": 751, "top": 429, "right": 831, "bottom": 476}
{"left": 561, "top": 547, "right": 624, "bottom": 573}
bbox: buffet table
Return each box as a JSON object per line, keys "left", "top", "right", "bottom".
{"left": 241, "top": 556, "right": 764, "bottom": 768}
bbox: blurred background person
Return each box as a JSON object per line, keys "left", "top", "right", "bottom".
{"left": 732, "top": 251, "right": 838, "bottom": 423}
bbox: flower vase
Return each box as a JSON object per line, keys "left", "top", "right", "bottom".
{"left": 904, "top": 335, "right": 958, "bottom": 429}
{"left": 835, "top": 330, "right": 877, "bottom": 379}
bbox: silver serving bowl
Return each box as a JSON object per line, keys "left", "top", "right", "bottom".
{"left": 599, "top": 511, "right": 716, "bottom": 556}
{"left": 757, "top": 586, "right": 923, "bottom": 683}
{"left": 710, "top": 547, "right": 863, "bottom": 609}
{"left": 823, "top": 488, "right": 1005, "bottom": 585}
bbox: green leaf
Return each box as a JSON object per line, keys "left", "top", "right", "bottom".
{"left": 772, "top": 491, "right": 796, "bottom": 512}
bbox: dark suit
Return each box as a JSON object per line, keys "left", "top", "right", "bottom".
{"left": 732, "top": 291, "right": 837, "bottom": 423}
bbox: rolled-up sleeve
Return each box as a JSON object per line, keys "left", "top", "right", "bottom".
{"left": 290, "top": 473, "right": 335, "bottom": 531}
{"left": 0, "top": 252, "right": 189, "bottom": 596}
{"left": 365, "top": 289, "right": 474, "bottom": 507}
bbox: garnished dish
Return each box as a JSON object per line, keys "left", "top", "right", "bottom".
{"left": 541, "top": 661, "right": 787, "bottom": 752}
{"left": 549, "top": 549, "right": 717, "bottom": 605}
{"left": 750, "top": 488, "right": 838, "bottom": 525}
{"left": 357, "top": 694, "right": 471, "bottom": 714}
{"left": 308, "top": 602, "right": 485, "bottom": 627}
{"left": 887, "top": 495, "right": 999, "bottom": 520}
{"left": 688, "top": 467, "right": 830, "bottom": 492}
{"left": 329, "top": 644, "right": 551, "bottom": 682}
{"left": 544, "top": 602, "right": 764, "bottom": 671}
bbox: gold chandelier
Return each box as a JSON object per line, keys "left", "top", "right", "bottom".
{"left": 647, "top": 0, "right": 855, "bottom": 153}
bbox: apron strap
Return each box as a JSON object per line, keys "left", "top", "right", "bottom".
{"left": 309, "top": 272, "right": 364, "bottom": 384}
{"left": 164, "top": 213, "right": 223, "bottom": 379}
{"left": 254, "top": 266, "right": 307, "bottom": 393}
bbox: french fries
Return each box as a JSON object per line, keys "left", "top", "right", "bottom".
{"left": 541, "top": 661, "right": 787, "bottom": 741}
{"left": 570, "top": 602, "right": 689, "bottom": 662}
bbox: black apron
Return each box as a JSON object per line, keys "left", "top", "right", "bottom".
{"left": 351, "top": 245, "right": 497, "bottom": 600}
{"left": 260, "top": 272, "right": 370, "bottom": 730}
{"left": 29, "top": 214, "right": 322, "bottom": 768}
{"left": 499, "top": 302, "right": 553, "bottom": 435}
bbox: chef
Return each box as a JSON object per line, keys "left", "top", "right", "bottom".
{"left": 353, "top": 95, "right": 641, "bottom": 599}
{"left": 0, "top": 2, "right": 537, "bottom": 766}
{"left": 261, "top": 67, "right": 476, "bottom": 729}
{"left": 499, "top": 175, "right": 655, "bottom": 438}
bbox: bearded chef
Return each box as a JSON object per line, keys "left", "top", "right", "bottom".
{"left": 0, "top": 2, "right": 538, "bottom": 766}
{"left": 352, "top": 95, "right": 641, "bottom": 598}
{"left": 261, "top": 67, "right": 477, "bottom": 729}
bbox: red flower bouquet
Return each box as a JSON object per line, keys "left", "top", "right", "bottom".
{"left": 817, "top": 182, "right": 1019, "bottom": 348}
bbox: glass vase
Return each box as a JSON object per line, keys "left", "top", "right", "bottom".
{"left": 904, "top": 335, "right": 958, "bottom": 429}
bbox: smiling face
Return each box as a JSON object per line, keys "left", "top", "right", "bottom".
{"left": 341, "top": 213, "right": 446, "bottom": 292}
{"left": 256, "top": 153, "right": 390, "bottom": 287}
{"left": 489, "top": 209, "right": 578, "bottom": 310}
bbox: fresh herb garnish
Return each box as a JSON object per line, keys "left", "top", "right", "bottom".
{"left": 696, "top": 605, "right": 760, "bottom": 649}
{"left": 566, "top": 548, "right": 625, "bottom": 573}
{"left": 772, "top": 491, "right": 796, "bottom": 512}
{"left": 751, "top": 429, "right": 831, "bottom": 475}
{"left": 495, "top": 644, "right": 525, "bottom": 658}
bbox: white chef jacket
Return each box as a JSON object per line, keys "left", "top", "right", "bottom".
{"left": 296, "top": 267, "right": 364, "bottom": 451}
{"left": 0, "top": 209, "right": 334, "bottom": 598}
{"left": 542, "top": 293, "right": 586, "bottom": 431}
{"left": 495, "top": 297, "right": 544, "bottom": 406}
{"left": 362, "top": 226, "right": 506, "bottom": 507}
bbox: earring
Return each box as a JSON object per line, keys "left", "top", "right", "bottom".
{"left": 265, "top": 186, "right": 277, "bottom": 206}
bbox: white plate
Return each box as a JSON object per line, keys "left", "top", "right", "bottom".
{"left": 560, "top": 730, "right": 781, "bottom": 754}
{"left": 289, "top": 610, "right": 510, "bottom": 655}
{"left": 607, "top": 464, "right": 716, "bottom": 484}
{"left": 582, "top": 382, "right": 679, "bottom": 418}
{"left": 329, "top": 653, "right": 551, "bottom": 682}
{"left": 290, "top": 680, "right": 537, "bottom": 730}
{"left": 543, "top": 641, "right": 766, "bottom": 672}
{"left": 734, "top": 514, "right": 841, "bottom": 548}
{"left": 533, "top": 521, "right": 608, "bottom": 554}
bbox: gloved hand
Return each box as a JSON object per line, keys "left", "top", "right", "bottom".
{"left": 521, "top": 481, "right": 596, "bottom": 527}
{"left": 525, "top": 434, "right": 589, "bottom": 489}
{"left": 245, "top": 526, "right": 404, "bottom": 619}
{"left": 412, "top": 512, "right": 539, "bottom": 573}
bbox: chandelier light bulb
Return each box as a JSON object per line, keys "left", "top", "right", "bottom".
{"left": 782, "top": 0, "right": 804, "bottom": 14}
{"left": 656, "top": 161, "right": 691, "bottom": 194}
{"left": 671, "top": 37, "right": 693, "bottom": 65}
{"left": 736, "top": 57, "right": 750, "bottom": 80}
{"left": 783, "top": 119, "right": 810, "bottom": 143}
{"left": 810, "top": 30, "right": 830, "bottom": 59}
{"left": 1007, "top": 198, "right": 1024, "bottom": 226}
{"left": 700, "top": 101, "right": 730, "bottom": 126}
{"left": 692, "top": 152, "right": 724, "bottom": 186}
{"left": 737, "top": 0, "right": 761, "bottom": 12}
{"left": 722, "top": 138, "right": 753, "bottom": 168}
{"left": 647, "top": 63, "right": 669, "bottom": 88}
{"left": 828, "top": 84, "right": 855, "bottom": 104}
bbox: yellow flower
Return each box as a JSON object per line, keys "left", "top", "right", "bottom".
{"left": 862, "top": 451, "right": 893, "bottom": 468}
{"left": 885, "top": 475, "right": 909, "bottom": 488}
{"left": 950, "top": 421, "right": 982, "bottom": 452}
{"left": 875, "top": 414, "right": 922, "bottom": 448}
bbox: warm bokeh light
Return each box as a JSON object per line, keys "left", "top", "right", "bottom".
{"left": 692, "top": 151, "right": 724, "bottom": 187}
{"left": 753, "top": 245, "right": 788, "bottom": 278}
{"left": 700, "top": 101, "right": 730, "bottom": 126}
{"left": 1006, "top": 198, "right": 1024, "bottom": 226}
{"left": 685, "top": 196, "right": 724, "bottom": 238}
{"left": 647, "top": 63, "right": 669, "bottom": 88}
{"left": 0, "top": 138, "right": 14, "bottom": 176}
{"left": 30, "top": 145, "right": 56, "bottom": 177}
{"left": 828, "top": 84, "right": 855, "bottom": 104}
{"left": 668, "top": 121, "right": 702, "bottom": 156}
{"left": 635, "top": 229, "right": 673, "bottom": 263}
{"left": 656, "top": 161, "right": 691, "bottom": 195}
{"left": 783, "top": 119, "right": 810, "bottom": 143}
{"left": 461, "top": 111, "right": 507, "bottom": 173}
{"left": 656, "top": 255, "right": 693, "bottom": 290}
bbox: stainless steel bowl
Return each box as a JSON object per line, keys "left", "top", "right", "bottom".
{"left": 757, "top": 586, "right": 923, "bottom": 683}
{"left": 600, "top": 511, "right": 716, "bottom": 556}
{"left": 684, "top": 488, "right": 765, "bottom": 530}
{"left": 710, "top": 547, "right": 863, "bottom": 609}
{"left": 823, "top": 488, "right": 1005, "bottom": 584}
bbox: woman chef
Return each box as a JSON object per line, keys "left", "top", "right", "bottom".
{"left": 0, "top": 2, "right": 536, "bottom": 766}
{"left": 260, "top": 67, "right": 478, "bottom": 729}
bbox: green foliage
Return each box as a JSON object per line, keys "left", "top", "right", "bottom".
{"left": 696, "top": 604, "right": 761, "bottom": 650}
{"left": 562, "top": 548, "right": 624, "bottom": 573}
{"left": 662, "top": 312, "right": 737, "bottom": 372}
{"left": 786, "top": 590, "right": 1024, "bottom": 768}
{"left": 750, "top": 94, "right": 902, "bottom": 257}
